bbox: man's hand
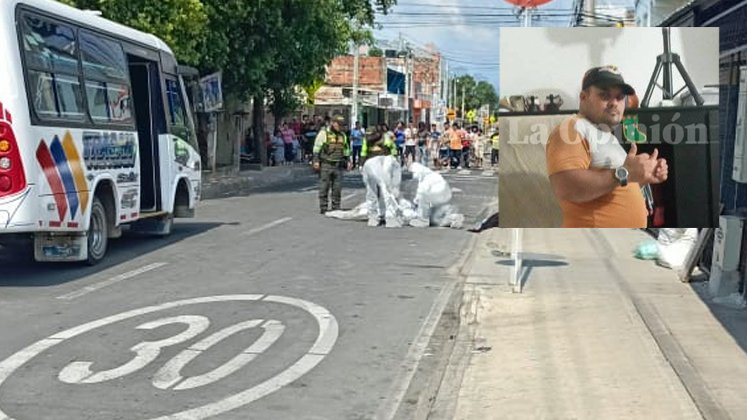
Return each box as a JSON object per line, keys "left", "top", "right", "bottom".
{"left": 346, "top": 161, "right": 353, "bottom": 171}
{"left": 312, "top": 161, "right": 320, "bottom": 172}
{"left": 653, "top": 157, "right": 668, "bottom": 183}
{"left": 624, "top": 143, "right": 667, "bottom": 185}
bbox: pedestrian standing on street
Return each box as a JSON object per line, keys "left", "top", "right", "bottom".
{"left": 351, "top": 121, "right": 365, "bottom": 168}
{"left": 429, "top": 123, "right": 442, "bottom": 169}
{"left": 417, "top": 121, "right": 429, "bottom": 166}
{"left": 491, "top": 129, "right": 500, "bottom": 166}
{"left": 473, "top": 127, "right": 485, "bottom": 168}
{"left": 281, "top": 122, "right": 295, "bottom": 165}
{"left": 404, "top": 121, "right": 417, "bottom": 167}
{"left": 394, "top": 121, "right": 406, "bottom": 165}
{"left": 313, "top": 114, "right": 352, "bottom": 214}
{"left": 461, "top": 125, "right": 473, "bottom": 169}
{"left": 302, "top": 115, "right": 316, "bottom": 163}
{"left": 449, "top": 123, "right": 462, "bottom": 169}
{"left": 272, "top": 128, "right": 285, "bottom": 166}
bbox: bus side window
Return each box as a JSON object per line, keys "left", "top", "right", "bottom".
{"left": 166, "top": 78, "right": 195, "bottom": 148}
{"left": 80, "top": 31, "right": 133, "bottom": 126}
{"left": 21, "top": 13, "right": 85, "bottom": 121}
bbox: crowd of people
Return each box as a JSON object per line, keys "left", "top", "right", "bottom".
{"left": 310, "top": 114, "right": 501, "bottom": 222}
{"left": 261, "top": 114, "right": 331, "bottom": 166}
{"left": 382, "top": 120, "right": 500, "bottom": 171}
{"left": 260, "top": 114, "right": 501, "bottom": 171}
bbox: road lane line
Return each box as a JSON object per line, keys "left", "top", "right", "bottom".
{"left": 57, "top": 262, "right": 168, "bottom": 300}
{"left": 243, "top": 217, "right": 292, "bottom": 236}
{"left": 342, "top": 192, "right": 358, "bottom": 202}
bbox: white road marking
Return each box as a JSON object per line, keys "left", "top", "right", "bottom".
{"left": 0, "top": 295, "right": 338, "bottom": 420}
{"left": 153, "top": 319, "right": 285, "bottom": 390}
{"left": 342, "top": 192, "right": 358, "bottom": 202}
{"left": 56, "top": 262, "right": 168, "bottom": 300}
{"left": 59, "top": 315, "right": 211, "bottom": 385}
{"left": 243, "top": 217, "right": 292, "bottom": 236}
{"left": 299, "top": 186, "right": 317, "bottom": 192}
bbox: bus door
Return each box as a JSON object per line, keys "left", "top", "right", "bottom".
{"left": 127, "top": 55, "right": 165, "bottom": 212}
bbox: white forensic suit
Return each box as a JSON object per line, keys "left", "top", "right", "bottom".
{"left": 361, "top": 155, "right": 403, "bottom": 227}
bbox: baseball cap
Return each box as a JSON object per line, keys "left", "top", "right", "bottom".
{"left": 582, "top": 65, "right": 635, "bottom": 95}
{"left": 331, "top": 114, "right": 346, "bottom": 123}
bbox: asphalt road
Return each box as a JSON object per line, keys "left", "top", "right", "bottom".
{"left": 0, "top": 167, "right": 497, "bottom": 420}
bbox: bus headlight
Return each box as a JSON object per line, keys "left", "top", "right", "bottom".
{"left": 0, "top": 157, "right": 11, "bottom": 170}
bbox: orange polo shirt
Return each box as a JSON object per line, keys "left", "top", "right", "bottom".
{"left": 546, "top": 116, "right": 647, "bottom": 228}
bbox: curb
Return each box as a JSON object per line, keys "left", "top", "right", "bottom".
{"left": 200, "top": 166, "right": 315, "bottom": 200}
{"left": 385, "top": 231, "right": 486, "bottom": 420}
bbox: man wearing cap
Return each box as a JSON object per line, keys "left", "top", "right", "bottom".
{"left": 313, "top": 114, "right": 352, "bottom": 214}
{"left": 545, "top": 65, "right": 668, "bottom": 228}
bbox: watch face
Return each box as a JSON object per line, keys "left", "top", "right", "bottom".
{"left": 616, "top": 167, "right": 628, "bottom": 179}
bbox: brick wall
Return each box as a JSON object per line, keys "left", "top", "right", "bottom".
{"left": 326, "top": 56, "right": 385, "bottom": 88}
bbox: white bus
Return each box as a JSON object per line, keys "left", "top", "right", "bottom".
{"left": 0, "top": 0, "right": 202, "bottom": 264}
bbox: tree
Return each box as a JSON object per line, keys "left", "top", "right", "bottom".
{"left": 368, "top": 46, "right": 384, "bottom": 57}
{"left": 454, "top": 74, "right": 499, "bottom": 119}
{"left": 59, "top": 0, "right": 208, "bottom": 65}
{"left": 58, "top": 0, "right": 399, "bottom": 166}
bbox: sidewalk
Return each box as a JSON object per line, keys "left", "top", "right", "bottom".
{"left": 435, "top": 228, "right": 747, "bottom": 420}
{"left": 200, "top": 163, "right": 314, "bottom": 199}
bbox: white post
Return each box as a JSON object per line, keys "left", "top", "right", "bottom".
{"left": 523, "top": 7, "right": 531, "bottom": 27}
{"left": 511, "top": 228, "right": 524, "bottom": 293}
{"left": 461, "top": 84, "right": 465, "bottom": 121}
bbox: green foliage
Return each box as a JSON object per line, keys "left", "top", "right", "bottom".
{"left": 56, "top": 0, "right": 398, "bottom": 117}
{"left": 62, "top": 0, "right": 207, "bottom": 65}
{"left": 368, "top": 46, "right": 384, "bottom": 57}
{"left": 455, "top": 74, "right": 499, "bottom": 114}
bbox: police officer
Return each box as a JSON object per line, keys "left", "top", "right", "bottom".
{"left": 360, "top": 122, "right": 398, "bottom": 165}
{"left": 312, "top": 114, "right": 352, "bottom": 213}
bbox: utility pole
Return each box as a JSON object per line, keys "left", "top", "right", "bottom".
{"left": 406, "top": 46, "right": 413, "bottom": 124}
{"left": 452, "top": 77, "right": 457, "bottom": 112}
{"left": 351, "top": 42, "right": 359, "bottom": 128}
{"left": 461, "top": 83, "right": 465, "bottom": 121}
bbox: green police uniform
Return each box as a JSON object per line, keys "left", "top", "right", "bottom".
{"left": 313, "top": 126, "right": 351, "bottom": 213}
{"left": 361, "top": 130, "right": 397, "bottom": 166}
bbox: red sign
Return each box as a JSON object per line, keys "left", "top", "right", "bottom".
{"left": 504, "top": 0, "right": 554, "bottom": 7}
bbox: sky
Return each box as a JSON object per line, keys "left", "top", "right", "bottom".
{"left": 373, "top": 0, "right": 634, "bottom": 94}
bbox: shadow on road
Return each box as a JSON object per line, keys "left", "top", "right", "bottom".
{"left": 0, "top": 222, "right": 224, "bottom": 288}
{"left": 496, "top": 252, "right": 569, "bottom": 289}
{"left": 690, "top": 280, "right": 747, "bottom": 357}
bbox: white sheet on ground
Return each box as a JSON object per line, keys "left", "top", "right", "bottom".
{"left": 325, "top": 158, "right": 464, "bottom": 229}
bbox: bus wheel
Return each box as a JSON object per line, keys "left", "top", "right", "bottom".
{"left": 86, "top": 197, "right": 108, "bottom": 265}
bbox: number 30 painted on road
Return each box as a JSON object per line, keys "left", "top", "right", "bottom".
{"left": 0, "top": 295, "right": 338, "bottom": 420}
{"left": 58, "top": 315, "right": 285, "bottom": 390}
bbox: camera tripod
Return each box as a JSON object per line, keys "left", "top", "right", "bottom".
{"left": 641, "top": 27, "right": 704, "bottom": 107}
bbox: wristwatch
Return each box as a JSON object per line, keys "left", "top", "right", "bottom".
{"left": 614, "top": 166, "right": 629, "bottom": 187}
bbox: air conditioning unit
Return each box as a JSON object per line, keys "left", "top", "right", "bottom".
{"left": 709, "top": 215, "right": 744, "bottom": 297}
{"left": 732, "top": 66, "right": 747, "bottom": 183}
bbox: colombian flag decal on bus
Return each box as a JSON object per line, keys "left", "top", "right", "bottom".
{"left": 36, "top": 132, "right": 89, "bottom": 223}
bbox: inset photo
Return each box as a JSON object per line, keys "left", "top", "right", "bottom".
{"left": 498, "top": 27, "right": 720, "bottom": 228}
